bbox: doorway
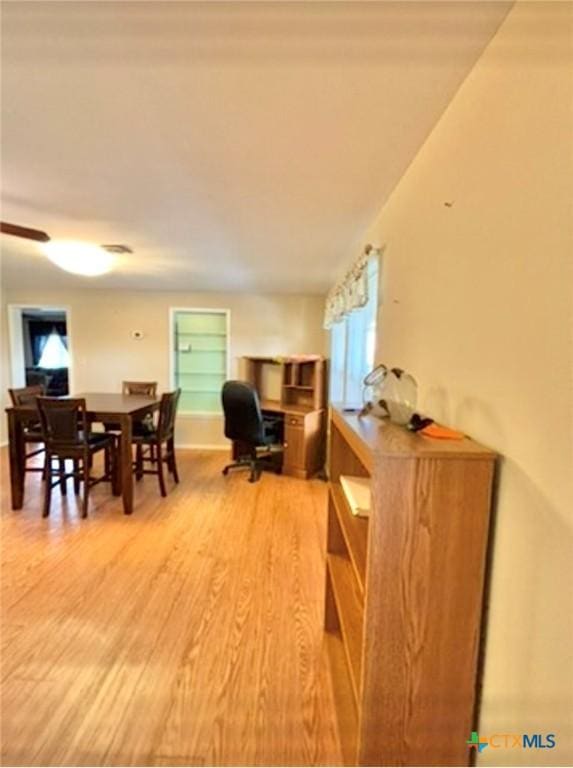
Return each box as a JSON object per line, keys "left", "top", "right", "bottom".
{"left": 8, "top": 305, "right": 73, "bottom": 395}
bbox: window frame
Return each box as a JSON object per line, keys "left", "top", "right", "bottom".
{"left": 169, "top": 307, "right": 231, "bottom": 416}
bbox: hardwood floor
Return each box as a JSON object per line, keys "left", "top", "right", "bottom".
{"left": 0, "top": 448, "right": 342, "bottom": 766}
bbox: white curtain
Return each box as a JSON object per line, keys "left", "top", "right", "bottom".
{"left": 324, "top": 251, "right": 370, "bottom": 329}
{"left": 38, "top": 329, "right": 70, "bottom": 369}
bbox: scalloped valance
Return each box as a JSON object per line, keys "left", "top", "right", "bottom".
{"left": 323, "top": 246, "right": 375, "bottom": 329}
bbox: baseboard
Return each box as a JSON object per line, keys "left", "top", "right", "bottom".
{"left": 0, "top": 440, "right": 7, "bottom": 449}
{"left": 175, "top": 443, "right": 229, "bottom": 450}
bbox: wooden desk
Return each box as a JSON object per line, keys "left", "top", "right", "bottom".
{"left": 244, "top": 355, "right": 327, "bottom": 479}
{"left": 6, "top": 392, "right": 160, "bottom": 516}
{"left": 258, "top": 399, "right": 324, "bottom": 479}
{"left": 259, "top": 398, "right": 313, "bottom": 415}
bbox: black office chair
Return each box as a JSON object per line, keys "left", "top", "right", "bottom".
{"left": 221, "top": 381, "right": 283, "bottom": 483}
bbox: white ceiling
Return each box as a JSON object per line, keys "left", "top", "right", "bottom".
{"left": 1, "top": 1, "right": 511, "bottom": 294}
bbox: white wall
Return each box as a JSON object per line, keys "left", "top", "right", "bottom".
{"left": 2, "top": 289, "right": 326, "bottom": 447}
{"left": 361, "top": 2, "right": 572, "bottom": 764}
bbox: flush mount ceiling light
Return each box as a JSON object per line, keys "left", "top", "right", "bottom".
{"left": 0, "top": 221, "right": 132, "bottom": 277}
{"left": 41, "top": 240, "right": 116, "bottom": 276}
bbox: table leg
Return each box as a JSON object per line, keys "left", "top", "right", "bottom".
{"left": 119, "top": 415, "right": 133, "bottom": 515}
{"left": 7, "top": 410, "right": 25, "bottom": 510}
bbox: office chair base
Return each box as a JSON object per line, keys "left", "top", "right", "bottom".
{"left": 222, "top": 454, "right": 281, "bottom": 483}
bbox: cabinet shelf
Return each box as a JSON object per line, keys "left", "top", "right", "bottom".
{"left": 324, "top": 629, "right": 358, "bottom": 765}
{"left": 327, "top": 553, "right": 364, "bottom": 703}
{"left": 329, "top": 483, "right": 368, "bottom": 593}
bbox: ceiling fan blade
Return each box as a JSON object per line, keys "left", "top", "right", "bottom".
{"left": 0, "top": 221, "right": 51, "bottom": 242}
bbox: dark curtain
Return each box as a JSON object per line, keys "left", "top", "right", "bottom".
{"left": 28, "top": 320, "right": 68, "bottom": 366}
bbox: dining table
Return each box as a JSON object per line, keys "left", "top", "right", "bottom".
{"left": 6, "top": 392, "right": 161, "bottom": 515}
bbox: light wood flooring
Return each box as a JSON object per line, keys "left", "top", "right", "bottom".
{"left": 0, "top": 449, "right": 342, "bottom": 766}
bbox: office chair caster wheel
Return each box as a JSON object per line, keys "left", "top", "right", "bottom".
{"left": 222, "top": 467, "right": 229, "bottom": 476}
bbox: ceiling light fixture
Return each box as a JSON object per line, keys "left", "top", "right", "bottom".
{"left": 41, "top": 240, "right": 116, "bottom": 276}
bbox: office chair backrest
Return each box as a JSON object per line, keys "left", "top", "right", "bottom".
{"left": 37, "top": 397, "right": 88, "bottom": 449}
{"left": 157, "top": 389, "right": 181, "bottom": 441}
{"left": 9, "top": 384, "right": 45, "bottom": 407}
{"left": 221, "top": 381, "right": 265, "bottom": 445}
{"left": 122, "top": 380, "right": 158, "bottom": 397}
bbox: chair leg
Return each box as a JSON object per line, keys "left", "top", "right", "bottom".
{"left": 73, "top": 459, "right": 80, "bottom": 494}
{"left": 82, "top": 457, "right": 90, "bottom": 518}
{"left": 59, "top": 459, "right": 67, "bottom": 496}
{"left": 104, "top": 447, "right": 111, "bottom": 480}
{"left": 43, "top": 455, "right": 53, "bottom": 517}
{"left": 135, "top": 444, "right": 143, "bottom": 481}
{"left": 111, "top": 439, "right": 121, "bottom": 496}
{"left": 156, "top": 442, "right": 167, "bottom": 497}
{"left": 168, "top": 437, "right": 179, "bottom": 483}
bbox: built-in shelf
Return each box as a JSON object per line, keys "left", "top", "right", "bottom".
{"left": 178, "top": 348, "right": 226, "bottom": 353}
{"left": 177, "top": 371, "right": 226, "bottom": 376}
{"left": 177, "top": 331, "right": 227, "bottom": 337}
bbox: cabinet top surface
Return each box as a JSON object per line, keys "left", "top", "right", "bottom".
{"left": 260, "top": 398, "right": 318, "bottom": 415}
{"left": 331, "top": 405, "right": 496, "bottom": 461}
{"left": 244, "top": 355, "right": 324, "bottom": 363}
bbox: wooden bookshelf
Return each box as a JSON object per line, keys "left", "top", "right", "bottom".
{"left": 328, "top": 483, "right": 368, "bottom": 591}
{"left": 325, "top": 405, "right": 496, "bottom": 766}
{"left": 327, "top": 553, "right": 364, "bottom": 701}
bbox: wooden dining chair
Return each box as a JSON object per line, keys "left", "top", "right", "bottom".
{"left": 9, "top": 385, "right": 46, "bottom": 477}
{"left": 103, "top": 381, "right": 158, "bottom": 432}
{"left": 122, "top": 381, "right": 157, "bottom": 397}
{"left": 37, "top": 397, "right": 118, "bottom": 518}
{"left": 132, "top": 389, "right": 180, "bottom": 497}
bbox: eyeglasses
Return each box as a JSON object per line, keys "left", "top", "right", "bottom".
{"left": 407, "top": 413, "right": 434, "bottom": 432}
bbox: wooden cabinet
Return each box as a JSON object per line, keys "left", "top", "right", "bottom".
{"left": 283, "top": 409, "right": 324, "bottom": 478}
{"left": 284, "top": 420, "right": 305, "bottom": 474}
{"left": 325, "top": 406, "right": 496, "bottom": 766}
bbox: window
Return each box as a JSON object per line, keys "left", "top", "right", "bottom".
{"left": 171, "top": 309, "right": 230, "bottom": 414}
{"left": 329, "top": 257, "right": 378, "bottom": 405}
{"left": 38, "top": 330, "right": 69, "bottom": 369}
